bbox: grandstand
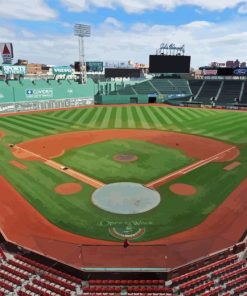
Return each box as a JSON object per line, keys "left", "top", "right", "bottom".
{"left": 240, "top": 81, "right": 247, "bottom": 104}
{"left": 193, "top": 80, "right": 222, "bottom": 104}
{"left": 96, "top": 79, "right": 192, "bottom": 104}
{"left": 188, "top": 80, "right": 204, "bottom": 99}
{"left": 217, "top": 80, "right": 243, "bottom": 105}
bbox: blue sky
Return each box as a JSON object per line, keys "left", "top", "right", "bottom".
{"left": 0, "top": 0, "right": 247, "bottom": 67}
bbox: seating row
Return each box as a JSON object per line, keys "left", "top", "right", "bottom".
{"left": 220, "top": 266, "right": 247, "bottom": 283}
{"left": 179, "top": 275, "right": 208, "bottom": 290}
{"left": 212, "top": 260, "right": 245, "bottom": 277}
{"left": 15, "top": 254, "right": 82, "bottom": 284}
{"left": 88, "top": 279, "right": 164, "bottom": 286}
{"left": 171, "top": 254, "right": 238, "bottom": 285}
{"left": 0, "top": 270, "right": 22, "bottom": 285}
{"left": 42, "top": 273, "right": 76, "bottom": 291}
{"left": 1, "top": 263, "right": 29, "bottom": 280}
{"left": 83, "top": 286, "right": 121, "bottom": 293}
{"left": 127, "top": 286, "right": 172, "bottom": 293}
{"left": 184, "top": 281, "right": 214, "bottom": 296}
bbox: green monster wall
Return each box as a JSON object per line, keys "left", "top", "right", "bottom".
{"left": 0, "top": 79, "right": 97, "bottom": 103}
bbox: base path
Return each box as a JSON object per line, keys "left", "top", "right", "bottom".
{"left": 13, "top": 129, "right": 239, "bottom": 162}
{"left": 146, "top": 146, "right": 236, "bottom": 188}
{"left": 12, "top": 145, "right": 104, "bottom": 189}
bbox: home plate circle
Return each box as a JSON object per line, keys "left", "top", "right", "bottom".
{"left": 92, "top": 182, "right": 161, "bottom": 214}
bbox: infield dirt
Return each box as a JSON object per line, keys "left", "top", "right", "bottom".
{"left": 55, "top": 183, "right": 82, "bottom": 195}
{"left": 12, "top": 129, "right": 239, "bottom": 162}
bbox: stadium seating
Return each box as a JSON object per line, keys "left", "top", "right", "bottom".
{"left": 150, "top": 79, "right": 176, "bottom": 94}
{"left": 188, "top": 80, "right": 204, "bottom": 97}
{"left": 170, "top": 79, "right": 191, "bottom": 95}
{"left": 194, "top": 80, "right": 222, "bottom": 103}
{"left": 132, "top": 80, "right": 156, "bottom": 94}
{"left": 217, "top": 80, "right": 243, "bottom": 104}
{"left": 108, "top": 79, "right": 192, "bottom": 99}
{"left": 118, "top": 86, "right": 137, "bottom": 95}
{"left": 0, "top": 239, "right": 247, "bottom": 296}
{"left": 240, "top": 81, "right": 247, "bottom": 104}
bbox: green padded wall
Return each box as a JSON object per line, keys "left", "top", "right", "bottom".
{"left": 0, "top": 78, "right": 96, "bottom": 103}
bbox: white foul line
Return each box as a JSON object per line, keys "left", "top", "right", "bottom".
{"left": 146, "top": 146, "right": 236, "bottom": 188}
{"left": 13, "top": 145, "right": 105, "bottom": 188}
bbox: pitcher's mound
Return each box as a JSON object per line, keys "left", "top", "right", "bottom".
{"left": 113, "top": 154, "right": 138, "bottom": 163}
{"left": 55, "top": 183, "right": 82, "bottom": 195}
{"left": 170, "top": 183, "right": 197, "bottom": 196}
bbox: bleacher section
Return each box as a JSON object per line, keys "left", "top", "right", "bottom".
{"left": 132, "top": 80, "right": 155, "bottom": 94}
{"left": 188, "top": 80, "right": 204, "bottom": 97}
{"left": 118, "top": 86, "right": 137, "bottom": 95}
{"left": 107, "top": 79, "right": 191, "bottom": 97}
{"left": 240, "top": 81, "right": 247, "bottom": 104}
{"left": 194, "top": 80, "right": 222, "bottom": 104}
{"left": 132, "top": 79, "right": 191, "bottom": 96}
{"left": 217, "top": 80, "right": 243, "bottom": 105}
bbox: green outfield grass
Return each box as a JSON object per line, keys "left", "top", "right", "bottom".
{"left": 55, "top": 139, "right": 194, "bottom": 184}
{"left": 0, "top": 105, "right": 247, "bottom": 241}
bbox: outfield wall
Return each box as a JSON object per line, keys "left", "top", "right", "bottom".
{"left": 0, "top": 79, "right": 95, "bottom": 113}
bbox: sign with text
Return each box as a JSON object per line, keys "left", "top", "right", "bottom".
{"left": 233, "top": 68, "right": 247, "bottom": 76}
{"left": 203, "top": 69, "right": 218, "bottom": 76}
{"left": 0, "top": 43, "right": 14, "bottom": 64}
{"left": 2, "top": 65, "right": 26, "bottom": 75}
{"left": 25, "top": 88, "right": 53, "bottom": 99}
{"left": 52, "top": 66, "right": 73, "bottom": 75}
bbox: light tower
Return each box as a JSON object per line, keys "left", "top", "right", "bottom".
{"left": 74, "top": 24, "right": 91, "bottom": 84}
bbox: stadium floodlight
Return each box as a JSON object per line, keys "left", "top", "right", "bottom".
{"left": 74, "top": 24, "right": 91, "bottom": 84}
{"left": 74, "top": 24, "right": 91, "bottom": 37}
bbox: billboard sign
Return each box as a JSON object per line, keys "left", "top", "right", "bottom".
{"left": 203, "top": 69, "right": 217, "bottom": 76}
{"left": 25, "top": 88, "right": 53, "bottom": 99}
{"left": 52, "top": 66, "right": 73, "bottom": 75}
{"left": 233, "top": 68, "right": 247, "bottom": 76}
{"left": 0, "top": 43, "right": 14, "bottom": 64}
{"left": 2, "top": 65, "right": 26, "bottom": 75}
{"left": 86, "top": 62, "right": 103, "bottom": 72}
{"left": 217, "top": 68, "right": 233, "bottom": 76}
{"left": 105, "top": 68, "right": 141, "bottom": 78}
{"left": 149, "top": 55, "right": 191, "bottom": 73}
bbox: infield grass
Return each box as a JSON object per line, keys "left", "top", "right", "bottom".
{"left": 55, "top": 139, "right": 194, "bottom": 184}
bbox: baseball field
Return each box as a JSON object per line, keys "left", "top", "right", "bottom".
{"left": 0, "top": 105, "right": 246, "bottom": 247}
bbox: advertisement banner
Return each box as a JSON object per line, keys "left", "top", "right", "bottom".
{"left": 233, "top": 68, "right": 247, "bottom": 76}
{"left": 0, "top": 43, "right": 14, "bottom": 64}
{"left": 2, "top": 65, "right": 26, "bottom": 75}
{"left": 25, "top": 88, "right": 53, "bottom": 99}
{"left": 203, "top": 69, "right": 217, "bottom": 76}
{"left": 52, "top": 66, "right": 73, "bottom": 75}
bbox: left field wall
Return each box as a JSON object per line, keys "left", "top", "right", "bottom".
{"left": 0, "top": 79, "right": 96, "bottom": 113}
